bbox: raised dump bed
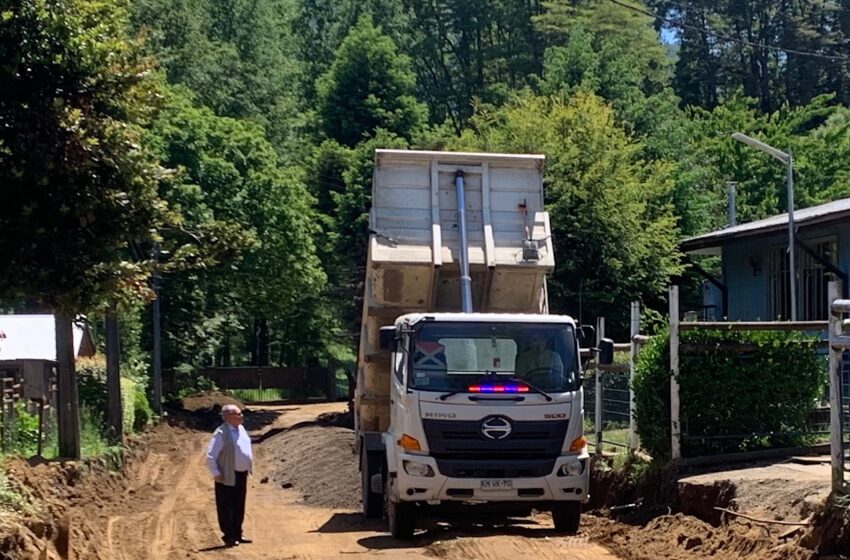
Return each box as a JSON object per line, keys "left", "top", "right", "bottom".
{"left": 357, "top": 149, "right": 553, "bottom": 432}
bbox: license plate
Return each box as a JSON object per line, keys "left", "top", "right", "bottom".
{"left": 480, "top": 479, "right": 513, "bottom": 491}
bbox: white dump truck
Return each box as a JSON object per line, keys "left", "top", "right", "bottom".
{"left": 355, "top": 149, "right": 612, "bottom": 539}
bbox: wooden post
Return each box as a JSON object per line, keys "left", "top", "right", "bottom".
{"left": 37, "top": 399, "right": 44, "bottom": 457}
{"left": 629, "top": 301, "right": 640, "bottom": 451}
{"left": 828, "top": 281, "right": 845, "bottom": 492}
{"left": 326, "top": 360, "right": 337, "bottom": 401}
{"left": 55, "top": 312, "right": 81, "bottom": 459}
{"left": 594, "top": 316, "right": 604, "bottom": 454}
{"left": 151, "top": 278, "right": 163, "bottom": 417}
{"left": 105, "top": 307, "right": 123, "bottom": 441}
{"left": 669, "top": 286, "right": 681, "bottom": 461}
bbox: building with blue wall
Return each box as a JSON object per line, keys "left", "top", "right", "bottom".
{"left": 680, "top": 198, "right": 850, "bottom": 321}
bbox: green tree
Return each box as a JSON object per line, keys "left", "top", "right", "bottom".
{"left": 672, "top": 93, "right": 849, "bottom": 238}
{"left": 537, "top": 0, "right": 684, "bottom": 159}
{"left": 453, "top": 92, "right": 682, "bottom": 335}
{"left": 146, "top": 89, "right": 325, "bottom": 371}
{"left": 316, "top": 15, "right": 427, "bottom": 147}
{"left": 0, "top": 0, "right": 174, "bottom": 457}
{"left": 130, "top": 0, "right": 306, "bottom": 159}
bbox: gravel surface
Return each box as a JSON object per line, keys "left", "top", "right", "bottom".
{"left": 264, "top": 424, "right": 360, "bottom": 510}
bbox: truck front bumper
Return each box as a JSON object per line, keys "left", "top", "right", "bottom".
{"left": 394, "top": 452, "right": 590, "bottom": 503}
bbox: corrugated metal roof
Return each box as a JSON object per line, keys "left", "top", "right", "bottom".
{"left": 681, "top": 197, "right": 850, "bottom": 253}
{"left": 0, "top": 315, "right": 90, "bottom": 361}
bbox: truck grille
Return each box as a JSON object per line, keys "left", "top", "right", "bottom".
{"left": 422, "top": 419, "right": 568, "bottom": 478}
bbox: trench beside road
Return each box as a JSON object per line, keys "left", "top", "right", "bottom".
{"left": 100, "top": 402, "right": 622, "bottom": 560}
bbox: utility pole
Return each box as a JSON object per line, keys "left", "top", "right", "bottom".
{"left": 732, "top": 133, "right": 797, "bottom": 320}
{"left": 105, "top": 304, "right": 123, "bottom": 441}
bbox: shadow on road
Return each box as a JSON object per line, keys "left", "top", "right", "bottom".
{"left": 355, "top": 516, "right": 560, "bottom": 550}
{"left": 314, "top": 512, "right": 387, "bottom": 534}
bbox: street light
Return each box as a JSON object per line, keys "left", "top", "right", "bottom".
{"left": 731, "top": 132, "right": 797, "bottom": 321}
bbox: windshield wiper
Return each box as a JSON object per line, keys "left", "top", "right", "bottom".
{"left": 439, "top": 391, "right": 460, "bottom": 401}
{"left": 517, "top": 379, "right": 553, "bottom": 402}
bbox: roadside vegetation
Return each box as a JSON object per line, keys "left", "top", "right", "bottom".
{"left": 2, "top": 0, "right": 850, "bottom": 459}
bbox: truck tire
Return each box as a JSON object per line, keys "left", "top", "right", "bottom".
{"left": 551, "top": 502, "right": 581, "bottom": 534}
{"left": 387, "top": 496, "right": 416, "bottom": 540}
{"left": 361, "top": 451, "right": 382, "bottom": 518}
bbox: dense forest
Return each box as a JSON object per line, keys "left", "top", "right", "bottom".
{"left": 2, "top": 0, "right": 850, "bottom": 383}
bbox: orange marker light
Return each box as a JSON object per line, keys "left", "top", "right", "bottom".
{"left": 398, "top": 434, "right": 422, "bottom": 451}
{"left": 569, "top": 435, "right": 587, "bottom": 452}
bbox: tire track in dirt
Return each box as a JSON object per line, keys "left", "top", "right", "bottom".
{"left": 97, "top": 403, "right": 621, "bottom": 560}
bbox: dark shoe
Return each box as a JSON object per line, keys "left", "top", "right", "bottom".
{"left": 238, "top": 537, "right": 253, "bottom": 544}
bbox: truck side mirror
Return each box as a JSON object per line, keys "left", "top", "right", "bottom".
{"left": 598, "top": 338, "right": 614, "bottom": 365}
{"left": 378, "top": 326, "right": 396, "bottom": 351}
{"left": 578, "top": 325, "right": 595, "bottom": 348}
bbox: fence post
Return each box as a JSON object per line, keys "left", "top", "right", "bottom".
{"left": 595, "top": 316, "right": 605, "bottom": 454}
{"left": 828, "top": 280, "right": 845, "bottom": 492}
{"left": 629, "top": 301, "right": 640, "bottom": 451}
{"left": 669, "top": 286, "right": 682, "bottom": 461}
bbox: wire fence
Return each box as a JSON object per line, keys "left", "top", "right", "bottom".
{"left": 585, "top": 369, "right": 631, "bottom": 455}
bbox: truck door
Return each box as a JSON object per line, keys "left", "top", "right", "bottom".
{"left": 389, "top": 332, "right": 408, "bottom": 433}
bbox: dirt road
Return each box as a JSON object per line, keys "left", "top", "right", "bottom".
{"left": 101, "top": 402, "right": 621, "bottom": 560}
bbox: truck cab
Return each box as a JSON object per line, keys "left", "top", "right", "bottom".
{"left": 379, "top": 313, "right": 590, "bottom": 537}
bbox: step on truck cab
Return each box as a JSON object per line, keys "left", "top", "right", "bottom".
{"left": 355, "top": 149, "right": 612, "bottom": 539}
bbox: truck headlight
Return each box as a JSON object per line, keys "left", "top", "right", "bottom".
{"left": 403, "top": 460, "right": 435, "bottom": 477}
{"left": 558, "top": 460, "right": 585, "bottom": 477}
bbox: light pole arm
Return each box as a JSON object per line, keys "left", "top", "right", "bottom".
{"left": 731, "top": 133, "right": 790, "bottom": 164}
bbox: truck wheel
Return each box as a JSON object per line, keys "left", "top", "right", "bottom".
{"left": 361, "top": 451, "right": 382, "bottom": 518}
{"left": 552, "top": 502, "right": 581, "bottom": 534}
{"left": 387, "top": 496, "right": 416, "bottom": 540}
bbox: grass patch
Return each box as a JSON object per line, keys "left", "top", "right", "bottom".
{"left": 227, "top": 388, "right": 292, "bottom": 403}
{"left": 0, "top": 466, "right": 37, "bottom": 519}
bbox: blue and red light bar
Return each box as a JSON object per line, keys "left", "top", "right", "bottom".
{"left": 468, "top": 384, "right": 530, "bottom": 393}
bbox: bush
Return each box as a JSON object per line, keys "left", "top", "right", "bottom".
{"left": 6, "top": 402, "right": 40, "bottom": 456}
{"left": 77, "top": 356, "right": 108, "bottom": 412}
{"left": 120, "top": 378, "right": 136, "bottom": 434}
{"left": 633, "top": 328, "right": 825, "bottom": 460}
{"left": 132, "top": 382, "right": 153, "bottom": 431}
{"left": 76, "top": 356, "right": 152, "bottom": 434}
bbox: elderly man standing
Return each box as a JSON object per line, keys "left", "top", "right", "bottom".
{"left": 206, "top": 404, "right": 253, "bottom": 547}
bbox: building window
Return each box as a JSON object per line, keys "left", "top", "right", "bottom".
{"left": 766, "top": 238, "right": 838, "bottom": 320}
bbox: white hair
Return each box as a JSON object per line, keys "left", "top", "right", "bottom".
{"left": 220, "top": 404, "right": 241, "bottom": 417}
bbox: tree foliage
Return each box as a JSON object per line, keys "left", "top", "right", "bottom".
{"left": 453, "top": 93, "right": 682, "bottom": 334}
{"left": 6, "top": 0, "right": 850, "bottom": 387}
{"left": 145, "top": 89, "right": 325, "bottom": 370}
{"left": 130, "top": 0, "right": 305, "bottom": 157}
{"left": 316, "top": 16, "right": 426, "bottom": 147}
{"left": 0, "top": 0, "right": 171, "bottom": 312}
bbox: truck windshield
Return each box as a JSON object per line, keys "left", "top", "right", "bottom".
{"left": 408, "top": 322, "right": 579, "bottom": 393}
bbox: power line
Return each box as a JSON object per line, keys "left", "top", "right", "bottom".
{"left": 605, "top": 0, "right": 850, "bottom": 63}
{"left": 656, "top": 0, "right": 803, "bottom": 29}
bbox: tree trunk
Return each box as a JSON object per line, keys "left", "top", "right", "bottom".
{"left": 249, "top": 318, "right": 259, "bottom": 366}
{"left": 105, "top": 306, "right": 123, "bottom": 442}
{"left": 55, "top": 312, "right": 80, "bottom": 459}
{"left": 151, "top": 284, "right": 163, "bottom": 416}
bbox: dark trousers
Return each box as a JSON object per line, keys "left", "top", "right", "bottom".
{"left": 215, "top": 471, "right": 248, "bottom": 542}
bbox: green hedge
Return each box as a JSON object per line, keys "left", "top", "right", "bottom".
{"left": 633, "top": 328, "right": 825, "bottom": 460}
{"left": 77, "top": 358, "right": 152, "bottom": 436}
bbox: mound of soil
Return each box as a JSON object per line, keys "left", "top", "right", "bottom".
{"left": 0, "top": 420, "right": 196, "bottom": 560}
{"left": 585, "top": 513, "right": 816, "bottom": 560}
{"left": 264, "top": 424, "right": 360, "bottom": 510}
{"left": 801, "top": 499, "right": 850, "bottom": 556}
{"left": 179, "top": 391, "right": 244, "bottom": 413}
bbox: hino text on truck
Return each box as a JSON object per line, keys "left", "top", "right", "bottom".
{"left": 355, "top": 149, "right": 613, "bottom": 539}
